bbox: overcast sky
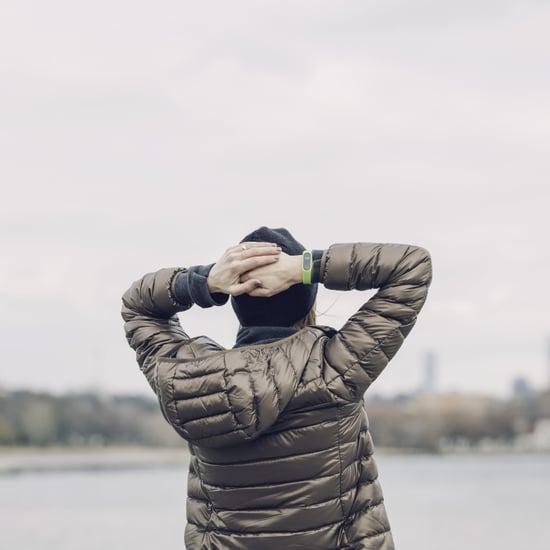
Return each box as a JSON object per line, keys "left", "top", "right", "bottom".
{"left": 1, "top": 0, "right": 549, "bottom": 398}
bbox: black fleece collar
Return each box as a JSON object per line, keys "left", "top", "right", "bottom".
{"left": 234, "top": 326, "right": 298, "bottom": 348}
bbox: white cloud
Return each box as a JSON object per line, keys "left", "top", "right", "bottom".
{"left": 1, "top": 1, "right": 549, "bottom": 395}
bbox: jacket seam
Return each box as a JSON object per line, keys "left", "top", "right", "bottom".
{"left": 201, "top": 469, "right": 340, "bottom": 490}
{"left": 266, "top": 356, "right": 282, "bottom": 416}
{"left": 347, "top": 243, "right": 356, "bottom": 290}
{"left": 186, "top": 425, "right": 249, "bottom": 442}
{"left": 198, "top": 457, "right": 368, "bottom": 490}
{"left": 164, "top": 362, "right": 182, "bottom": 429}
{"left": 194, "top": 444, "right": 341, "bottom": 467}
{"left": 186, "top": 502, "right": 387, "bottom": 537}
{"left": 187, "top": 490, "right": 357, "bottom": 512}
{"left": 163, "top": 341, "right": 200, "bottom": 428}
{"left": 171, "top": 367, "right": 226, "bottom": 380}
{"left": 280, "top": 343, "right": 300, "bottom": 382}
{"left": 247, "top": 365, "right": 260, "bottom": 435}
{"left": 185, "top": 517, "right": 343, "bottom": 537}
{"left": 190, "top": 455, "right": 215, "bottom": 546}
{"left": 335, "top": 404, "right": 348, "bottom": 523}
{"left": 171, "top": 389, "right": 226, "bottom": 404}
{"left": 221, "top": 357, "right": 250, "bottom": 438}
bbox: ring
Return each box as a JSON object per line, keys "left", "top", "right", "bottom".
{"left": 241, "top": 244, "right": 247, "bottom": 251}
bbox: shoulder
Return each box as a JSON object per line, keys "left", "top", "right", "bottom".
{"left": 160, "top": 336, "right": 225, "bottom": 362}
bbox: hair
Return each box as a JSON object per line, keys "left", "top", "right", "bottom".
{"left": 291, "top": 305, "right": 317, "bottom": 330}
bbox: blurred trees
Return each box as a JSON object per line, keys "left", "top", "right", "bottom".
{"left": 366, "top": 391, "right": 546, "bottom": 452}
{"left": 0, "top": 390, "right": 183, "bottom": 447}
{"left": 0, "top": 388, "right": 548, "bottom": 451}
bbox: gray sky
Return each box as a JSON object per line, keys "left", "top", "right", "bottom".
{"left": 1, "top": 0, "right": 549, "bottom": 397}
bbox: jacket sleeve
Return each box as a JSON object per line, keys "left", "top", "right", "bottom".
{"left": 122, "top": 267, "right": 300, "bottom": 448}
{"left": 121, "top": 267, "right": 193, "bottom": 394}
{"left": 321, "top": 243, "right": 432, "bottom": 401}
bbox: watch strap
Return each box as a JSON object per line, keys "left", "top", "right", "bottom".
{"left": 302, "top": 250, "right": 313, "bottom": 285}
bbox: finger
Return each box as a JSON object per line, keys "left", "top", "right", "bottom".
{"left": 239, "top": 254, "right": 279, "bottom": 273}
{"left": 240, "top": 264, "right": 267, "bottom": 282}
{"left": 229, "top": 242, "right": 278, "bottom": 254}
{"left": 240, "top": 270, "right": 262, "bottom": 283}
{"left": 241, "top": 241, "right": 279, "bottom": 249}
{"left": 247, "top": 287, "right": 275, "bottom": 298}
{"left": 228, "top": 247, "right": 280, "bottom": 264}
{"left": 241, "top": 246, "right": 281, "bottom": 260}
{"left": 231, "top": 279, "right": 261, "bottom": 296}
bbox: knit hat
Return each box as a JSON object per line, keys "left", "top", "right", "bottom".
{"left": 231, "top": 227, "right": 318, "bottom": 327}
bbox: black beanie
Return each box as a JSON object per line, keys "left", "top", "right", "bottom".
{"left": 231, "top": 227, "right": 318, "bottom": 327}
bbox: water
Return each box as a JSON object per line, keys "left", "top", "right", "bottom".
{"left": 1, "top": 454, "right": 548, "bottom": 549}
{"left": 380, "top": 454, "right": 550, "bottom": 549}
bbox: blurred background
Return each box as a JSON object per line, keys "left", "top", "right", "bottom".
{"left": 1, "top": 1, "right": 549, "bottom": 548}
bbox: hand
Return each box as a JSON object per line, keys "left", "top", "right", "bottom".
{"left": 241, "top": 252, "right": 302, "bottom": 297}
{"left": 207, "top": 242, "right": 281, "bottom": 296}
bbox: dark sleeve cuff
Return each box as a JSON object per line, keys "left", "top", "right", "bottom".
{"left": 312, "top": 249, "right": 325, "bottom": 284}
{"left": 173, "top": 264, "right": 229, "bottom": 308}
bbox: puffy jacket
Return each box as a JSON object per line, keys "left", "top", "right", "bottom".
{"left": 121, "top": 243, "right": 432, "bottom": 549}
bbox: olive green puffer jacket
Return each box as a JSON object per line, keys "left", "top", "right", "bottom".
{"left": 122, "top": 243, "right": 432, "bottom": 549}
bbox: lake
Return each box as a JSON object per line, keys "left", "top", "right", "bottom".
{"left": 0, "top": 453, "right": 548, "bottom": 549}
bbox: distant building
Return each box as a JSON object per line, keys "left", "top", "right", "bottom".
{"left": 512, "top": 376, "right": 535, "bottom": 398}
{"left": 419, "top": 351, "right": 437, "bottom": 395}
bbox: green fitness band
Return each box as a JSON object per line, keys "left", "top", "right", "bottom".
{"left": 302, "top": 250, "right": 313, "bottom": 285}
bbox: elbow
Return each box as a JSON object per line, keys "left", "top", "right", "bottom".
{"left": 408, "top": 246, "right": 433, "bottom": 287}
{"left": 120, "top": 281, "right": 140, "bottom": 321}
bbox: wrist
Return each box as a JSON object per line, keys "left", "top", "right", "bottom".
{"left": 179, "top": 264, "right": 229, "bottom": 308}
{"left": 206, "top": 271, "right": 222, "bottom": 294}
{"left": 291, "top": 255, "right": 303, "bottom": 285}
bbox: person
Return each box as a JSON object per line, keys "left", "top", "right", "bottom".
{"left": 121, "top": 227, "right": 432, "bottom": 550}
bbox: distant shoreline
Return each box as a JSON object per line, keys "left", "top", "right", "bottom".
{"left": 1, "top": 445, "right": 547, "bottom": 475}
{"left": 0, "top": 446, "right": 189, "bottom": 475}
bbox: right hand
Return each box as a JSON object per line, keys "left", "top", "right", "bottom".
{"left": 207, "top": 242, "right": 281, "bottom": 296}
{"left": 240, "top": 252, "right": 302, "bottom": 297}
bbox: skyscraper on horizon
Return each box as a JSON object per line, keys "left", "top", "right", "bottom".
{"left": 420, "top": 351, "right": 437, "bottom": 394}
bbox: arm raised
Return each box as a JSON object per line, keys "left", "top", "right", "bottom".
{"left": 322, "top": 243, "right": 433, "bottom": 401}
{"left": 121, "top": 242, "right": 281, "bottom": 392}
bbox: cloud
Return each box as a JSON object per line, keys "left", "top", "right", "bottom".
{"left": 1, "top": 1, "right": 549, "bottom": 395}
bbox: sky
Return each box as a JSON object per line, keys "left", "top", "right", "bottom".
{"left": 1, "top": 0, "right": 549, "bottom": 398}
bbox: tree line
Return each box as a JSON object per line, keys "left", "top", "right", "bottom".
{"left": 0, "top": 390, "right": 182, "bottom": 447}
{"left": 366, "top": 389, "right": 550, "bottom": 452}
{"left": 1, "top": 388, "right": 549, "bottom": 451}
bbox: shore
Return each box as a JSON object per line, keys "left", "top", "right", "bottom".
{"left": 2, "top": 444, "right": 547, "bottom": 475}
{"left": 0, "top": 446, "right": 189, "bottom": 475}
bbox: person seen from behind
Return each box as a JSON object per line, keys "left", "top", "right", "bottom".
{"left": 121, "top": 227, "right": 433, "bottom": 549}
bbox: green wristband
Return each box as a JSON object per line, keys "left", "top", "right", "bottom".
{"left": 302, "top": 250, "right": 313, "bottom": 285}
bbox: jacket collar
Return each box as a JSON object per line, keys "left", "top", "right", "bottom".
{"left": 234, "top": 326, "right": 298, "bottom": 348}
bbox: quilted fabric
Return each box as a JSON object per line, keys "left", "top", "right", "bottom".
{"left": 122, "top": 243, "right": 432, "bottom": 549}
